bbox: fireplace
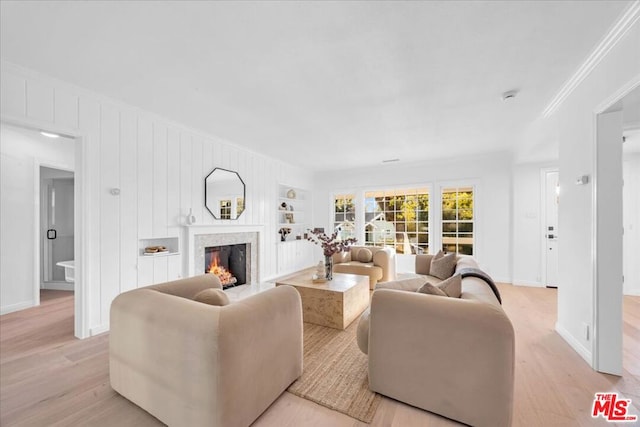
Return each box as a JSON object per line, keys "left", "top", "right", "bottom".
{"left": 204, "top": 244, "right": 248, "bottom": 288}
{"left": 186, "top": 226, "right": 261, "bottom": 284}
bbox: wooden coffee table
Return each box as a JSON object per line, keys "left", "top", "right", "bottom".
{"left": 276, "top": 272, "right": 369, "bottom": 330}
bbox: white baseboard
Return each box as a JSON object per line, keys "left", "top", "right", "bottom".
{"left": 90, "top": 324, "right": 109, "bottom": 336}
{"left": 512, "top": 280, "right": 545, "bottom": 287}
{"left": 1, "top": 300, "right": 36, "bottom": 315}
{"left": 623, "top": 287, "right": 640, "bottom": 296}
{"left": 555, "top": 322, "right": 593, "bottom": 366}
{"left": 41, "top": 282, "right": 74, "bottom": 291}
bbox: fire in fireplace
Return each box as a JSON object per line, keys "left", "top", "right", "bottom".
{"left": 204, "top": 244, "right": 247, "bottom": 288}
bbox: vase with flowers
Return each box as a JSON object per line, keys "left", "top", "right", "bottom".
{"left": 307, "top": 229, "right": 357, "bottom": 280}
{"left": 278, "top": 227, "right": 291, "bottom": 242}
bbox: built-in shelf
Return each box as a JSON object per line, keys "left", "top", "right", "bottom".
{"left": 142, "top": 251, "right": 181, "bottom": 257}
{"left": 139, "top": 236, "right": 180, "bottom": 257}
{"left": 275, "top": 184, "right": 315, "bottom": 274}
{"left": 277, "top": 184, "right": 309, "bottom": 242}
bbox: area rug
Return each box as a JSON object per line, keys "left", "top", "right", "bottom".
{"left": 287, "top": 320, "right": 382, "bottom": 423}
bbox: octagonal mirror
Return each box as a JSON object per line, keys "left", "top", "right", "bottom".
{"left": 205, "top": 168, "right": 246, "bottom": 220}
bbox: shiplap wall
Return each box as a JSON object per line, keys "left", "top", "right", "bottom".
{"left": 0, "top": 61, "right": 313, "bottom": 334}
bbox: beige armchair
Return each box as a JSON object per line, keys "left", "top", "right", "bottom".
{"left": 332, "top": 245, "right": 396, "bottom": 289}
{"left": 109, "top": 274, "right": 303, "bottom": 427}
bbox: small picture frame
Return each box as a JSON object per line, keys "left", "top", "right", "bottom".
{"left": 313, "top": 227, "right": 324, "bottom": 234}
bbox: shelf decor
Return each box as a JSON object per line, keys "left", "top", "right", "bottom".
{"left": 279, "top": 227, "right": 292, "bottom": 242}
{"left": 277, "top": 184, "right": 307, "bottom": 242}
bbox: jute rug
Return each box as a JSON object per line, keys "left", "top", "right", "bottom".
{"left": 287, "top": 320, "right": 382, "bottom": 423}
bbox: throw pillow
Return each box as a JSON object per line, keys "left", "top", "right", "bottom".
{"left": 430, "top": 250, "right": 457, "bottom": 280}
{"left": 194, "top": 288, "right": 230, "bottom": 306}
{"left": 417, "top": 274, "right": 462, "bottom": 298}
{"left": 417, "top": 282, "right": 447, "bottom": 297}
{"left": 357, "top": 248, "right": 373, "bottom": 263}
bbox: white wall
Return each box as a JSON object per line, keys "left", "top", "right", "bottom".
{"left": 0, "top": 61, "right": 313, "bottom": 334}
{"left": 312, "top": 151, "right": 513, "bottom": 282}
{"left": 554, "top": 21, "right": 639, "bottom": 366}
{"left": 623, "top": 153, "right": 640, "bottom": 295}
{"left": 511, "top": 162, "right": 558, "bottom": 286}
{"left": 0, "top": 125, "right": 75, "bottom": 314}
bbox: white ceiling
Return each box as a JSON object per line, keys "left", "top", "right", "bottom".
{"left": 0, "top": 1, "right": 632, "bottom": 171}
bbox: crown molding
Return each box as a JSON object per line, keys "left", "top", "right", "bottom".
{"left": 542, "top": 1, "right": 640, "bottom": 118}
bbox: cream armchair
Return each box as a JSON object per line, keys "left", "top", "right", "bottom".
{"left": 332, "top": 245, "right": 396, "bottom": 289}
{"left": 109, "top": 274, "right": 303, "bottom": 427}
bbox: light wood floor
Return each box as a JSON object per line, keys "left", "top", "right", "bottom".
{"left": 1, "top": 287, "right": 638, "bottom": 426}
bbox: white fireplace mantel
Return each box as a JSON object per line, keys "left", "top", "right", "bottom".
{"left": 184, "top": 225, "right": 265, "bottom": 282}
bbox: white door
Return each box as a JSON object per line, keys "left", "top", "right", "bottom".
{"left": 544, "top": 170, "right": 559, "bottom": 287}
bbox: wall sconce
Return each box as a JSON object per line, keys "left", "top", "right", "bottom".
{"left": 186, "top": 208, "right": 196, "bottom": 225}
{"left": 110, "top": 188, "right": 121, "bottom": 196}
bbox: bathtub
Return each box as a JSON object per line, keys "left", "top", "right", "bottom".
{"left": 56, "top": 260, "right": 75, "bottom": 283}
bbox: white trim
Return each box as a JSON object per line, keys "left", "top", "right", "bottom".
{"left": 555, "top": 322, "right": 593, "bottom": 366}
{"left": 542, "top": 1, "right": 640, "bottom": 118}
{"left": 0, "top": 300, "right": 35, "bottom": 315}
{"left": 511, "top": 280, "right": 545, "bottom": 288}
{"left": 90, "top": 324, "right": 109, "bottom": 336}
{"left": 41, "top": 282, "right": 74, "bottom": 291}
{"left": 594, "top": 74, "right": 640, "bottom": 114}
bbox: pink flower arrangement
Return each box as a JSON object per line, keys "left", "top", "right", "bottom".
{"left": 307, "top": 229, "right": 357, "bottom": 257}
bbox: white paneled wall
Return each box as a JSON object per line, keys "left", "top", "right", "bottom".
{"left": 0, "top": 61, "right": 313, "bottom": 335}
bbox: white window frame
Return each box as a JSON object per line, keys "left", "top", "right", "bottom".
{"left": 435, "top": 180, "right": 479, "bottom": 258}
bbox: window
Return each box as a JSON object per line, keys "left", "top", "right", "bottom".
{"left": 219, "top": 200, "right": 231, "bottom": 220}
{"left": 364, "top": 188, "right": 429, "bottom": 254}
{"left": 441, "top": 187, "right": 474, "bottom": 255}
{"left": 236, "top": 197, "right": 244, "bottom": 216}
{"left": 333, "top": 194, "right": 355, "bottom": 240}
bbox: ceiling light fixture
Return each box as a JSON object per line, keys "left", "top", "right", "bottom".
{"left": 501, "top": 90, "right": 518, "bottom": 101}
{"left": 40, "top": 131, "right": 60, "bottom": 138}
{"left": 382, "top": 158, "right": 400, "bottom": 163}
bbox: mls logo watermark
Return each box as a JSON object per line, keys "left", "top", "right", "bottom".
{"left": 592, "top": 393, "right": 638, "bottom": 422}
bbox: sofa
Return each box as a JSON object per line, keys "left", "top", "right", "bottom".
{"left": 332, "top": 245, "right": 396, "bottom": 289}
{"left": 109, "top": 274, "right": 303, "bottom": 427}
{"left": 357, "top": 254, "right": 515, "bottom": 427}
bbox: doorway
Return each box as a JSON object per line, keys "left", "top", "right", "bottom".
{"left": 40, "top": 166, "right": 75, "bottom": 291}
{"left": 543, "top": 169, "right": 559, "bottom": 288}
{"left": 0, "top": 121, "right": 86, "bottom": 338}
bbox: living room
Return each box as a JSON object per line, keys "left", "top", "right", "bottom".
{"left": 1, "top": 1, "right": 639, "bottom": 426}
